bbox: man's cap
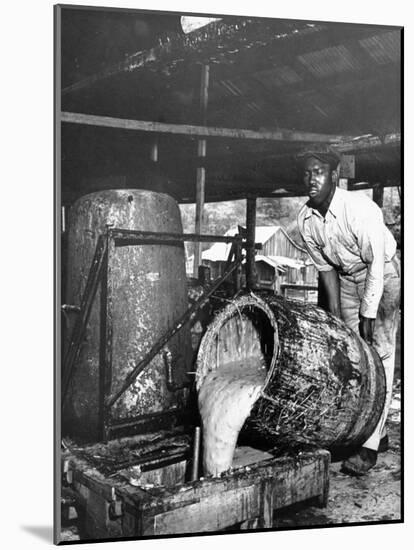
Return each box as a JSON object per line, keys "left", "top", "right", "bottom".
{"left": 297, "top": 150, "right": 341, "bottom": 169}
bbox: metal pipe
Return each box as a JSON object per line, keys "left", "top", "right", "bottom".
{"left": 109, "top": 228, "right": 243, "bottom": 245}
{"left": 191, "top": 427, "right": 201, "bottom": 481}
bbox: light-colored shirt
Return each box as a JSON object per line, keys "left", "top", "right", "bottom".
{"left": 297, "top": 187, "right": 396, "bottom": 318}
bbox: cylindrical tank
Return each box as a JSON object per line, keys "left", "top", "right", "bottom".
{"left": 63, "top": 190, "right": 192, "bottom": 441}
{"left": 196, "top": 292, "right": 386, "bottom": 450}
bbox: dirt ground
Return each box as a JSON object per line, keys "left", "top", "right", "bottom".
{"left": 274, "top": 386, "right": 401, "bottom": 528}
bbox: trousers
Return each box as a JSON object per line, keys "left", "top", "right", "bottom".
{"left": 339, "top": 256, "right": 400, "bottom": 451}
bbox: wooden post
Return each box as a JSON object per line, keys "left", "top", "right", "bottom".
{"left": 234, "top": 240, "right": 242, "bottom": 291}
{"left": 246, "top": 196, "right": 257, "bottom": 290}
{"left": 193, "top": 64, "right": 210, "bottom": 278}
{"left": 372, "top": 184, "right": 384, "bottom": 207}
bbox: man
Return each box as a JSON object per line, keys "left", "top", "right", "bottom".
{"left": 297, "top": 152, "right": 400, "bottom": 476}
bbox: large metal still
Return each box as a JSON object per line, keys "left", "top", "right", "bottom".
{"left": 63, "top": 190, "right": 192, "bottom": 441}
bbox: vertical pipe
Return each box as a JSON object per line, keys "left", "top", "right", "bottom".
{"left": 193, "top": 64, "right": 210, "bottom": 278}
{"left": 246, "top": 196, "right": 257, "bottom": 290}
{"left": 191, "top": 426, "right": 201, "bottom": 481}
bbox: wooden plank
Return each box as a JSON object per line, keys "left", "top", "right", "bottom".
{"left": 272, "top": 454, "right": 330, "bottom": 509}
{"left": 149, "top": 485, "right": 260, "bottom": 535}
{"left": 61, "top": 111, "right": 351, "bottom": 143}
{"left": 65, "top": 449, "right": 330, "bottom": 538}
{"left": 134, "top": 451, "right": 329, "bottom": 514}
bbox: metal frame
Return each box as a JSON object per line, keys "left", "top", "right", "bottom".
{"left": 62, "top": 227, "right": 253, "bottom": 442}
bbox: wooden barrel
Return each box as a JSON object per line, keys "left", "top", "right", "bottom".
{"left": 196, "top": 291, "right": 386, "bottom": 449}
{"left": 63, "top": 190, "right": 192, "bottom": 441}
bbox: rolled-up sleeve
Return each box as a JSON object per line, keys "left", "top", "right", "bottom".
{"left": 350, "top": 201, "right": 385, "bottom": 318}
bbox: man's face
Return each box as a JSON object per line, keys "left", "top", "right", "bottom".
{"left": 303, "top": 157, "right": 335, "bottom": 207}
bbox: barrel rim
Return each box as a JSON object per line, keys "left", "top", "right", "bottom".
{"left": 195, "top": 292, "right": 279, "bottom": 393}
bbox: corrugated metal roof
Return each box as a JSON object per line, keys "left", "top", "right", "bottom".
{"left": 298, "top": 45, "right": 361, "bottom": 78}
{"left": 60, "top": 10, "right": 401, "bottom": 204}
{"left": 359, "top": 31, "right": 401, "bottom": 65}
{"left": 254, "top": 66, "right": 303, "bottom": 88}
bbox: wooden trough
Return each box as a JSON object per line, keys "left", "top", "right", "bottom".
{"left": 61, "top": 429, "right": 330, "bottom": 540}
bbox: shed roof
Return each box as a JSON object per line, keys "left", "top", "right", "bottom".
{"left": 59, "top": 7, "right": 401, "bottom": 205}
{"left": 255, "top": 255, "right": 305, "bottom": 270}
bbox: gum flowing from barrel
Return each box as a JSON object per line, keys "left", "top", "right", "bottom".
{"left": 198, "top": 358, "right": 267, "bottom": 476}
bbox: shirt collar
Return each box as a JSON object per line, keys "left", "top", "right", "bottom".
{"left": 303, "top": 187, "right": 342, "bottom": 220}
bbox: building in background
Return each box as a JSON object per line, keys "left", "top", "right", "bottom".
{"left": 188, "top": 226, "right": 318, "bottom": 302}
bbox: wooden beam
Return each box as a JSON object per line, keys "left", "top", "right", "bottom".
{"left": 334, "top": 132, "right": 401, "bottom": 153}
{"left": 349, "top": 180, "right": 400, "bottom": 191}
{"left": 61, "top": 111, "right": 400, "bottom": 153}
{"left": 61, "top": 111, "right": 351, "bottom": 143}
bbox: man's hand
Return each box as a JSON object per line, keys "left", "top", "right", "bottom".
{"left": 359, "top": 316, "right": 375, "bottom": 345}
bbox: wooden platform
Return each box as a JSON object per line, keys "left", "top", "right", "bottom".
{"left": 60, "top": 436, "right": 330, "bottom": 540}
